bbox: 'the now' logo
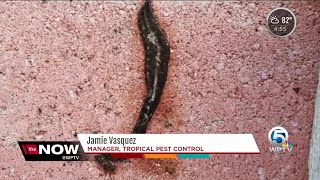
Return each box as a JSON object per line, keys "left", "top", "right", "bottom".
{"left": 21, "top": 144, "right": 79, "bottom": 155}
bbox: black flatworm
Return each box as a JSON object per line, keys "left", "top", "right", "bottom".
{"left": 133, "top": 0, "right": 170, "bottom": 134}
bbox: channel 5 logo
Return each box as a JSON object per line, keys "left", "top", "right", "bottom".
{"left": 268, "top": 126, "right": 293, "bottom": 153}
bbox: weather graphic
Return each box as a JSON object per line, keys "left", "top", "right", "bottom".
{"left": 269, "top": 15, "right": 279, "bottom": 24}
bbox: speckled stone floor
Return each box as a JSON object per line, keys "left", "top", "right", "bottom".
{"left": 0, "top": 1, "right": 319, "bottom": 179}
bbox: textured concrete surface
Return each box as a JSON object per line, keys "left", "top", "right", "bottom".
{"left": 309, "top": 71, "right": 320, "bottom": 180}
{"left": 0, "top": 1, "right": 319, "bottom": 180}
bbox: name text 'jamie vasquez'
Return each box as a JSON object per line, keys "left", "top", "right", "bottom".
{"left": 87, "top": 136, "right": 136, "bottom": 146}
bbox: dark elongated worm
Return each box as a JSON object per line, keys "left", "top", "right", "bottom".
{"left": 133, "top": 0, "right": 170, "bottom": 134}
{"left": 95, "top": 0, "right": 170, "bottom": 173}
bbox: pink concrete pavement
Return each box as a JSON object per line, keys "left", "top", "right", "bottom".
{"left": 1, "top": 1, "right": 319, "bottom": 179}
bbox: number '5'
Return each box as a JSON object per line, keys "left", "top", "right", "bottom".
{"left": 271, "top": 129, "right": 286, "bottom": 143}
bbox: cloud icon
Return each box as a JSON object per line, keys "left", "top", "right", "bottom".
{"left": 270, "top": 15, "right": 279, "bottom": 24}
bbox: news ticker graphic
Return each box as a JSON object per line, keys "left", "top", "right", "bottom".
{"left": 18, "top": 134, "right": 260, "bottom": 161}
{"left": 18, "top": 141, "right": 89, "bottom": 161}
